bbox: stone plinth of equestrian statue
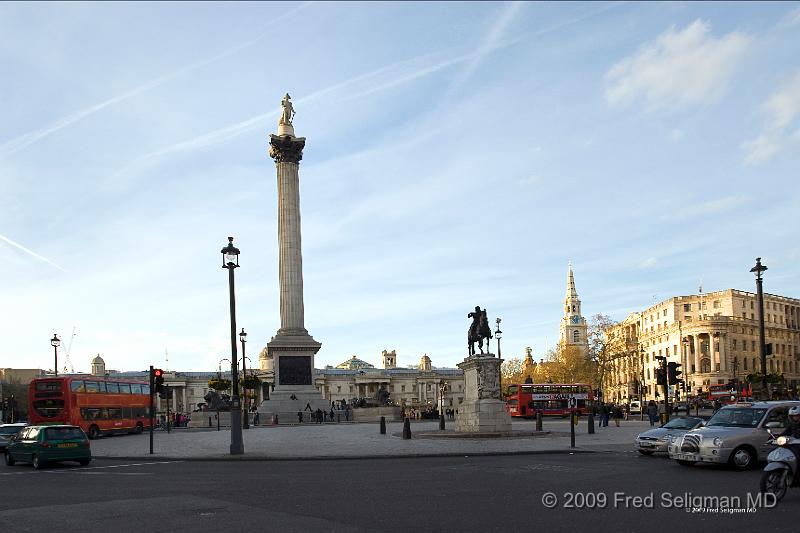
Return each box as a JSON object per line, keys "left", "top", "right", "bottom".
{"left": 457, "top": 306, "right": 512, "bottom": 433}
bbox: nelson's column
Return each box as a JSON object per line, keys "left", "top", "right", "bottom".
{"left": 258, "top": 94, "right": 328, "bottom": 422}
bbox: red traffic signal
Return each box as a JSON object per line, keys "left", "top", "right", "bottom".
{"left": 153, "top": 368, "right": 165, "bottom": 393}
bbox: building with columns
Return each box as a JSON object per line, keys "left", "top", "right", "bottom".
{"left": 559, "top": 262, "right": 589, "bottom": 357}
{"left": 602, "top": 288, "right": 800, "bottom": 403}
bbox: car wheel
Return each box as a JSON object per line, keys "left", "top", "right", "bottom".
{"left": 32, "top": 454, "right": 44, "bottom": 470}
{"left": 78, "top": 458, "right": 91, "bottom": 466}
{"left": 760, "top": 469, "right": 788, "bottom": 502}
{"left": 676, "top": 459, "right": 696, "bottom": 466}
{"left": 730, "top": 447, "right": 755, "bottom": 470}
{"left": 638, "top": 449, "right": 655, "bottom": 456}
{"left": 4, "top": 452, "right": 15, "bottom": 466}
{"left": 88, "top": 425, "right": 100, "bottom": 440}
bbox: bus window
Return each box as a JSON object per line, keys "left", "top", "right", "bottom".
{"left": 507, "top": 385, "right": 518, "bottom": 396}
{"left": 142, "top": 385, "right": 150, "bottom": 395}
{"left": 107, "top": 408, "right": 122, "bottom": 419}
{"left": 131, "top": 384, "right": 142, "bottom": 395}
{"left": 81, "top": 408, "right": 102, "bottom": 420}
{"left": 106, "top": 382, "right": 119, "bottom": 394}
{"left": 118, "top": 383, "right": 131, "bottom": 394}
{"left": 85, "top": 382, "right": 100, "bottom": 393}
{"left": 35, "top": 381, "right": 62, "bottom": 391}
{"left": 71, "top": 380, "right": 85, "bottom": 392}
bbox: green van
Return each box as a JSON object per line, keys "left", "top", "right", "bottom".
{"left": 4, "top": 425, "right": 91, "bottom": 469}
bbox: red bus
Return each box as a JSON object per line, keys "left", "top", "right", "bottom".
{"left": 706, "top": 383, "right": 752, "bottom": 404}
{"left": 505, "top": 383, "right": 593, "bottom": 417}
{"left": 28, "top": 376, "right": 152, "bottom": 439}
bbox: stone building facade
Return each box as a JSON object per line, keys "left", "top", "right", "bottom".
{"left": 602, "top": 288, "right": 800, "bottom": 403}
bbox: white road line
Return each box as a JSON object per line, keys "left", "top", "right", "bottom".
{"left": 0, "top": 460, "right": 183, "bottom": 476}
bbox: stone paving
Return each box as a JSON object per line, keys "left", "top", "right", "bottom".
{"left": 89, "top": 417, "right": 659, "bottom": 460}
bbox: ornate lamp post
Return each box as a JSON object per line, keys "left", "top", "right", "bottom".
{"left": 239, "top": 328, "right": 249, "bottom": 430}
{"left": 221, "top": 237, "right": 243, "bottom": 455}
{"left": 750, "top": 257, "right": 768, "bottom": 399}
{"left": 438, "top": 379, "right": 447, "bottom": 430}
{"left": 50, "top": 334, "right": 61, "bottom": 376}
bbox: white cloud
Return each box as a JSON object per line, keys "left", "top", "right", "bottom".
{"left": 742, "top": 70, "right": 800, "bottom": 165}
{"left": 639, "top": 257, "right": 657, "bottom": 269}
{"left": 605, "top": 19, "right": 750, "bottom": 112}
{"left": 667, "top": 194, "right": 750, "bottom": 220}
{"left": 668, "top": 128, "right": 684, "bottom": 141}
{"left": 778, "top": 6, "right": 800, "bottom": 28}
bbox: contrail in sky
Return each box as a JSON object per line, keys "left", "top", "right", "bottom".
{"left": 113, "top": 1, "right": 626, "bottom": 170}
{"left": 445, "top": 1, "right": 525, "bottom": 99}
{"left": 0, "top": 234, "right": 67, "bottom": 272}
{"left": 0, "top": 2, "right": 313, "bottom": 160}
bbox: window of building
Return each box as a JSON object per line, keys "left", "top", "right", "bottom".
{"left": 751, "top": 313, "right": 755, "bottom": 319}
{"left": 752, "top": 340, "right": 756, "bottom": 351}
{"left": 732, "top": 339, "right": 737, "bottom": 350}
{"left": 743, "top": 358, "right": 748, "bottom": 370}
{"left": 684, "top": 304, "right": 691, "bottom": 312}
{"left": 573, "top": 330, "right": 579, "bottom": 343}
{"left": 742, "top": 312, "right": 747, "bottom": 318}
{"left": 401, "top": 385, "right": 405, "bottom": 392}
{"left": 751, "top": 301, "right": 754, "bottom": 309}
{"left": 665, "top": 347, "right": 670, "bottom": 357}
{"left": 700, "top": 359, "right": 711, "bottom": 373}
{"left": 713, "top": 300, "right": 720, "bottom": 309}
{"left": 684, "top": 316, "right": 692, "bottom": 322}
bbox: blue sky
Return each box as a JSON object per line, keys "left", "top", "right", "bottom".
{"left": 1, "top": 1, "right": 799, "bottom": 374}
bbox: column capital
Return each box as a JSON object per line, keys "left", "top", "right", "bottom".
{"left": 269, "top": 134, "right": 305, "bottom": 163}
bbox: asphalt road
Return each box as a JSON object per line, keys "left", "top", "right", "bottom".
{"left": 0, "top": 451, "right": 795, "bottom": 533}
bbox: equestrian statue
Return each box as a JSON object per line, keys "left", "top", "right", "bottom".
{"left": 467, "top": 306, "right": 493, "bottom": 356}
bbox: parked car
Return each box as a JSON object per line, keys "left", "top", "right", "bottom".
{"left": 667, "top": 401, "right": 800, "bottom": 470}
{"left": 635, "top": 416, "right": 703, "bottom": 455}
{"left": 0, "top": 423, "right": 27, "bottom": 452}
{"left": 675, "top": 402, "right": 689, "bottom": 413}
{"left": 4, "top": 425, "right": 91, "bottom": 469}
{"left": 629, "top": 400, "right": 642, "bottom": 415}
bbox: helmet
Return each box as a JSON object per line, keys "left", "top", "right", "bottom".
{"left": 789, "top": 406, "right": 800, "bottom": 417}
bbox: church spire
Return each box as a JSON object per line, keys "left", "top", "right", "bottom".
{"left": 566, "top": 260, "right": 578, "bottom": 300}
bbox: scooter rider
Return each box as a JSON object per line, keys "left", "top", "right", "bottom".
{"left": 780, "top": 406, "right": 800, "bottom": 438}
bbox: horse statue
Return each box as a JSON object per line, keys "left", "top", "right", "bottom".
{"left": 468, "top": 306, "right": 493, "bottom": 356}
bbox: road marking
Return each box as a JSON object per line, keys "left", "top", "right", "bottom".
{"left": 0, "top": 460, "right": 183, "bottom": 476}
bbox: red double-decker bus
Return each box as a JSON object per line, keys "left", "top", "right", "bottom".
{"left": 706, "top": 383, "right": 753, "bottom": 404}
{"left": 28, "top": 376, "right": 151, "bottom": 439}
{"left": 505, "top": 383, "right": 593, "bottom": 417}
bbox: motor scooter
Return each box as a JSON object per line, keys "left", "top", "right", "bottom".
{"left": 760, "top": 431, "right": 799, "bottom": 502}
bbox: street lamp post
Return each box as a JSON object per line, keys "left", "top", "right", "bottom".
{"left": 221, "top": 237, "right": 244, "bottom": 455}
{"left": 50, "top": 334, "right": 61, "bottom": 377}
{"left": 438, "top": 379, "right": 447, "bottom": 430}
{"left": 639, "top": 346, "right": 646, "bottom": 421}
{"left": 750, "top": 257, "right": 768, "bottom": 400}
{"left": 239, "top": 328, "right": 249, "bottom": 430}
{"left": 495, "top": 317, "right": 503, "bottom": 399}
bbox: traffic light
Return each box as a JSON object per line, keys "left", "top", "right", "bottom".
{"left": 667, "top": 362, "right": 682, "bottom": 385}
{"left": 656, "top": 366, "right": 667, "bottom": 386}
{"left": 153, "top": 368, "right": 165, "bottom": 394}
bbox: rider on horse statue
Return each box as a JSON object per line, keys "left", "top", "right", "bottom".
{"left": 468, "top": 306, "right": 493, "bottom": 356}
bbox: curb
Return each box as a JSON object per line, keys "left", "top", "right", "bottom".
{"left": 91, "top": 448, "right": 601, "bottom": 462}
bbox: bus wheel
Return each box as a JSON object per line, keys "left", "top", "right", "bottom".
{"left": 4, "top": 452, "right": 15, "bottom": 466}
{"left": 134, "top": 423, "right": 143, "bottom": 434}
{"left": 88, "top": 425, "right": 100, "bottom": 440}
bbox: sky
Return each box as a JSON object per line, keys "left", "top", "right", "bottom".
{"left": 1, "top": 1, "right": 799, "bottom": 374}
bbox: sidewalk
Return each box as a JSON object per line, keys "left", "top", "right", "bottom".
{"left": 89, "top": 418, "right": 653, "bottom": 461}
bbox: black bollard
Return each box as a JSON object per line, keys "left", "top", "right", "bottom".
{"left": 439, "top": 412, "right": 445, "bottom": 430}
{"left": 570, "top": 409, "right": 575, "bottom": 448}
{"left": 380, "top": 416, "right": 386, "bottom": 435}
{"left": 208, "top": 416, "right": 212, "bottom": 428}
{"left": 536, "top": 410, "right": 543, "bottom": 431}
{"left": 588, "top": 412, "right": 595, "bottom": 434}
{"left": 337, "top": 414, "right": 341, "bottom": 423}
{"left": 216, "top": 412, "right": 220, "bottom": 432}
{"left": 402, "top": 417, "right": 412, "bottom": 439}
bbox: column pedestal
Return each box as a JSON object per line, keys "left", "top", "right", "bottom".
{"left": 456, "top": 354, "right": 511, "bottom": 433}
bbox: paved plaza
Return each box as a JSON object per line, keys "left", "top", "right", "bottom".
{"left": 88, "top": 417, "right": 655, "bottom": 460}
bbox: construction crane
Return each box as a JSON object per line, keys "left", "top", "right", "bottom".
{"left": 63, "top": 327, "right": 76, "bottom": 374}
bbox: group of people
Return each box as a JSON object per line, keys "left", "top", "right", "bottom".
{"left": 594, "top": 402, "right": 625, "bottom": 427}
{"left": 297, "top": 402, "right": 349, "bottom": 424}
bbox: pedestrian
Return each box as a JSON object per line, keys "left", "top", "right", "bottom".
{"left": 647, "top": 401, "right": 658, "bottom": 426}
{"left": 613, "top": 404, "right": 622, "bottom": 427}
{"left": 297, "top": 411, "right": 303, "bottom": 424}
{"left": 624, "top": 404, "right": 630, "bottom": 421}
{"left": 316, "top": 408, "right": 323, "bottom": 423}
{"left": 330, "top": 408, "right": 335, "bottom": 421}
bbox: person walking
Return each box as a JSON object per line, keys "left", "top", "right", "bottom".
{"left": 297, "top": 411, "right": 303, "bottom": 424}
{"left": 647, "top": 400, "right": 658, "bottom": 426}
{"left": 613, "top": 404, "right": 623, "bottom": 427}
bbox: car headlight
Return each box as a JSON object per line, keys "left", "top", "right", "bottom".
{"left": 712, "top": 437, "right": 723, "bottom": 447}
{"left": 776, "top": 436, "right": 789, "bottom": 446}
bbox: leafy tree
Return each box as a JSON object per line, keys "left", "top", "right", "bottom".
{"left": 207, "top": 378, "right": 231, "bottom": 392}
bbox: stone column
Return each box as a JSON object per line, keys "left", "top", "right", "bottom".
{"left": 719, "top": 333, "right": 727, "bottom": 373}
{"left": 182, "top": 387, "right": 187, "bottom": 413}
{"left": 694, "top": 335, "right": 701, "bottom": 372}
{"left": 270, "top": 135, "right": 308, "bottom": 336}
